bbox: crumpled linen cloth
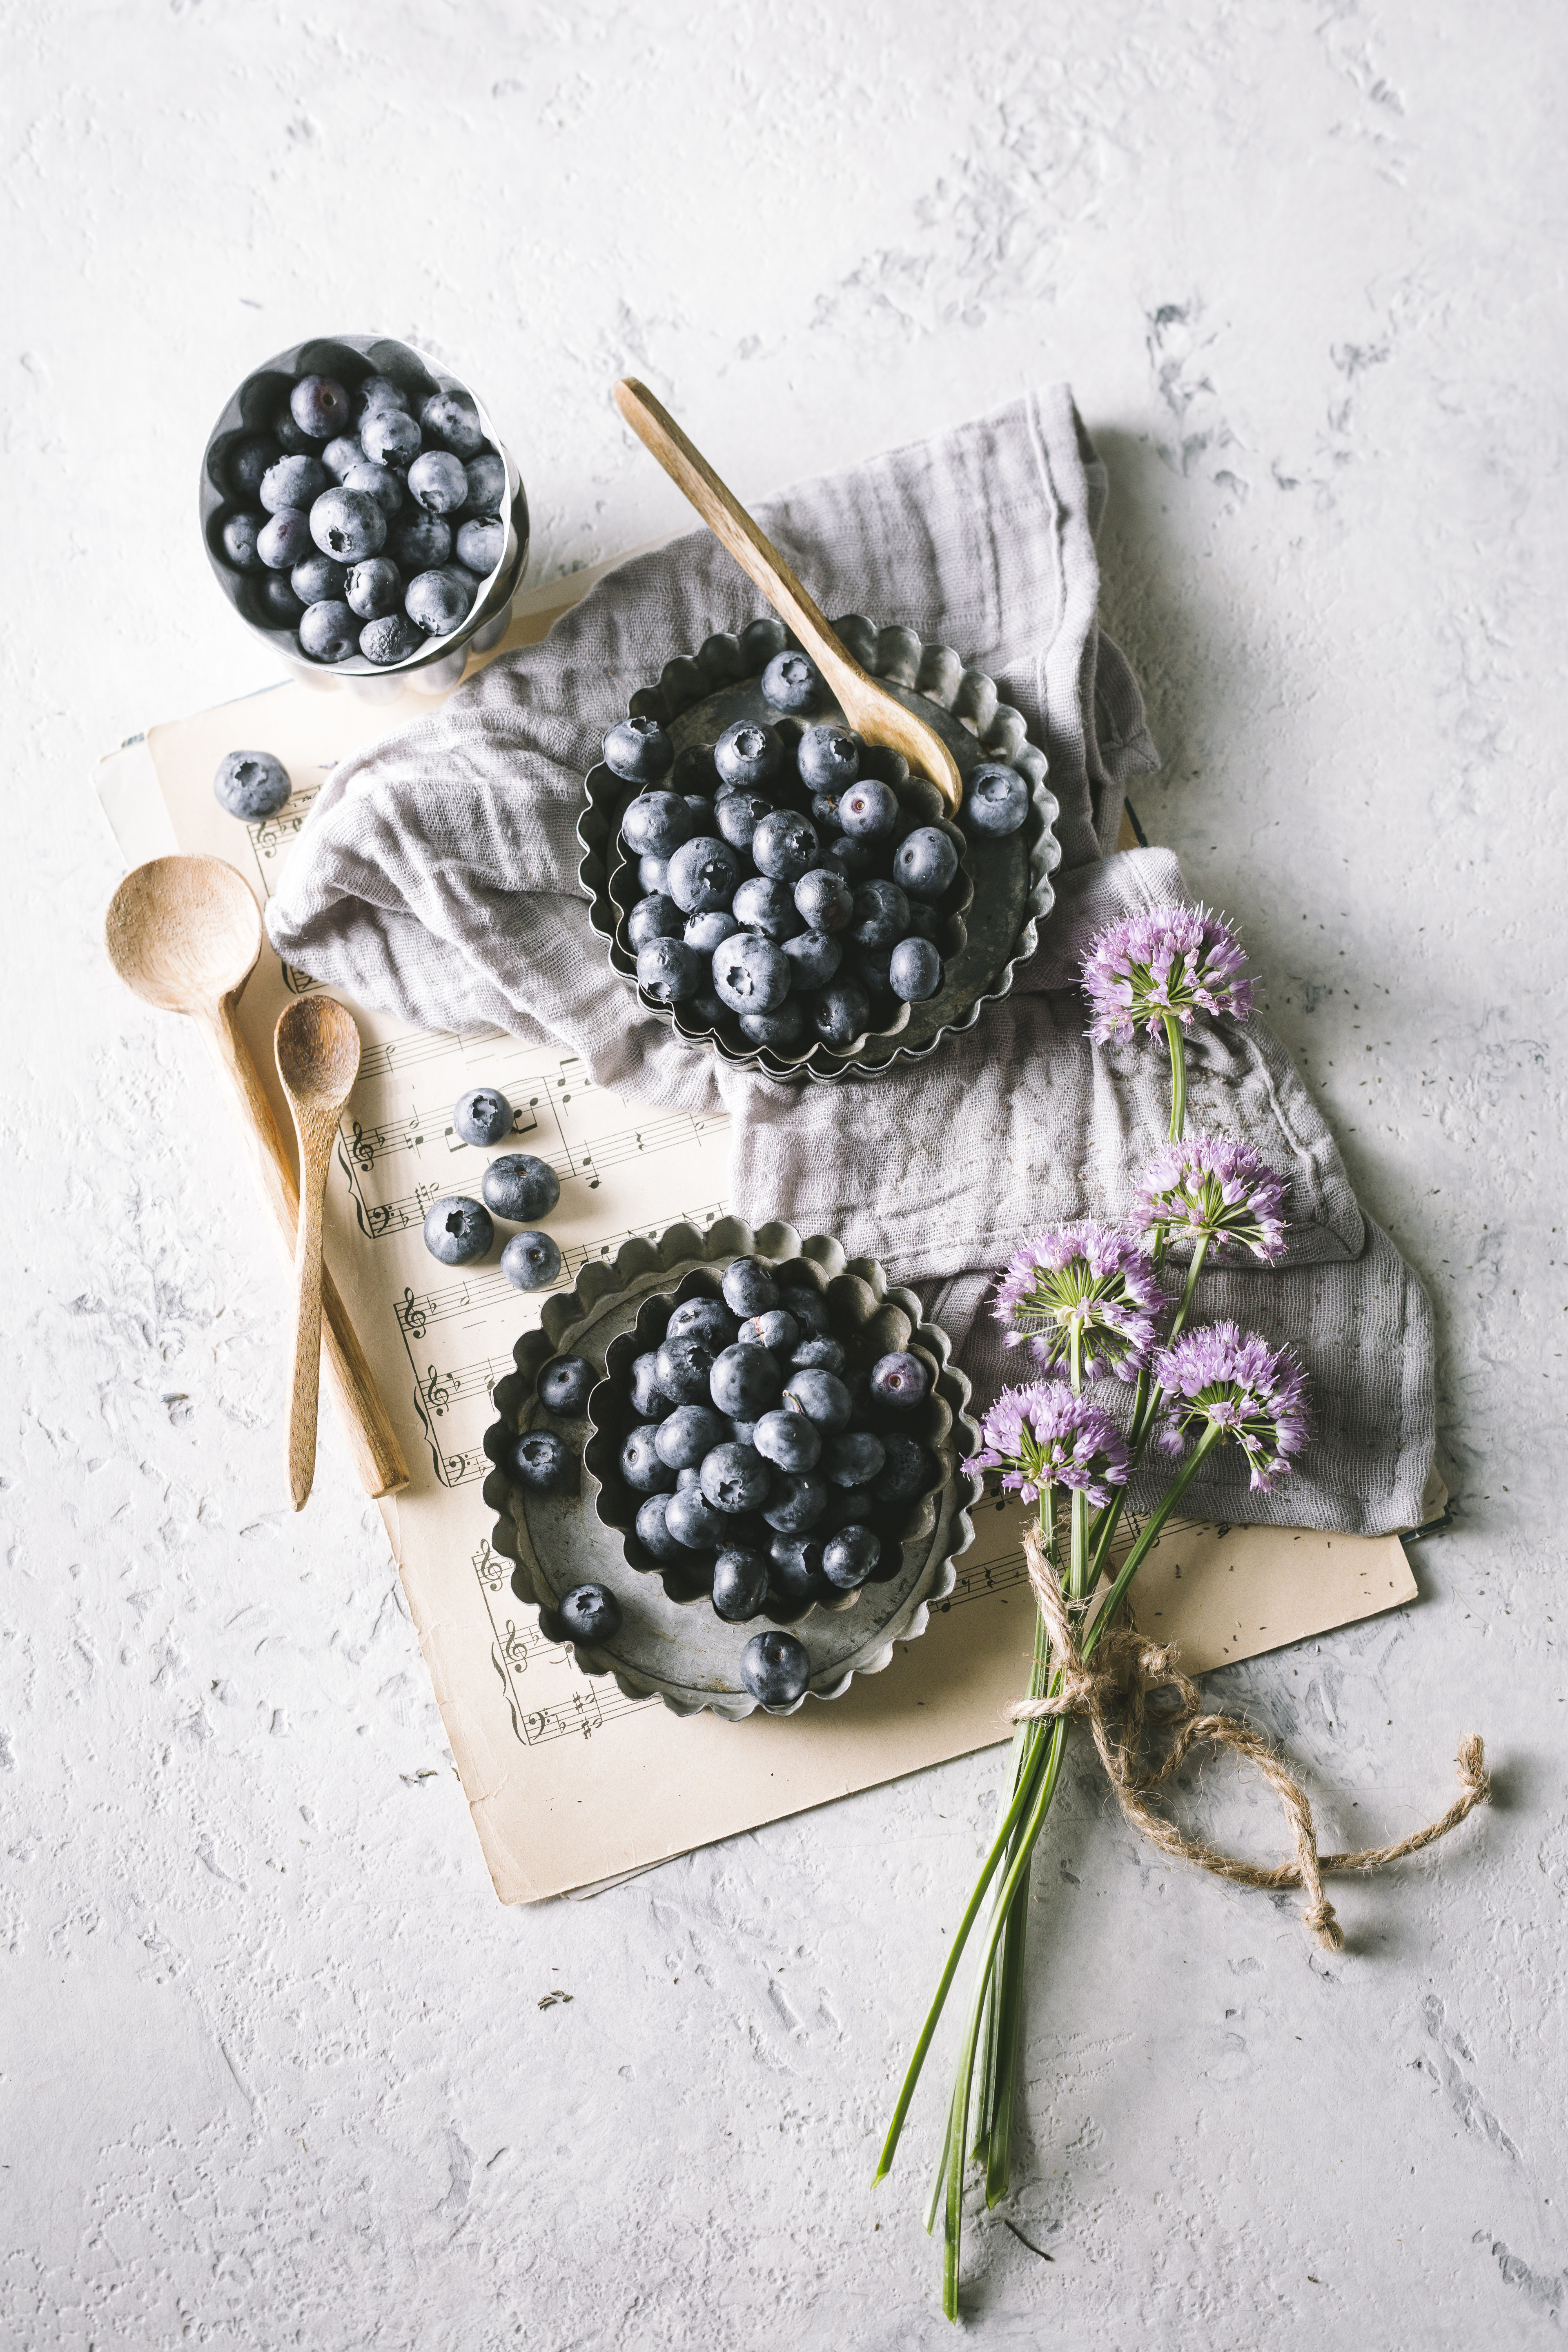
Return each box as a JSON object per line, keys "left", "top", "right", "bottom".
{"left": 266, "top": 386, "right": 1436, "bottom": 1535}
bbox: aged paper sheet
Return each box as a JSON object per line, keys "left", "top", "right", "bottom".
{"left": 97, "top": 570, "right": 1419, "bottom": 1903}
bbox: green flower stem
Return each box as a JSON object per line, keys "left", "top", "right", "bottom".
{"left": 1085, "top": 1234, "right": 1212, "bottom": 1586}
{"left": 1161, "top": 1012, "right": 1188, "bottom": 1141}
{"left": 1082, "top": 1422, "right": 1224, "bottom": 1664}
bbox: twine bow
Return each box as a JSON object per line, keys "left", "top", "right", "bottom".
{"left": 1014, "top": 1525, "right": 1489, "bottom": 1951}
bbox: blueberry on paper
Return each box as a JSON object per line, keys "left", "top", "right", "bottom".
{"left": 637, "top": 938, "right": 705, "bottom": 1004}
{"left": 781, "top": 929, "right": 843, "bottom": 990}
{"left": 455, "top": 516, "right": 505, "bottom": 576}
{"left": 344, "top": 556, "right": 403, "bottom": 620}
{"left": 655, "top": 1404, "right": 730, "bottom": 1470}
{"left": 390, "top": 509, "right": 453, "bottom": 571}
{"left": 807, "top": 979, "right": 871, "bottom": 1051}
{"left": 290, "top": 374, "right": 350, "bottom": 441}
{"left": 453, "top": 1086, "right": 513, "bottom": 1145}
{"left": 849, "top": 880, "right": 910, "bottom": 949}
{"left": 721, "top": 1259, "right": 779, "bottom": 1319}
{"left": 509, "top": 1429, "right": 574, "bottom": 1493}
{"left": 797, "top": 725, "right": 860, "bottom": 793}
{"left": 463, "top": 451, "right": 506, "bottom": 514}
{"left": 225, "top": 433, "right": 281, "bottom": 501}
{"left": 213, "top": 749, "right": 291, "bottom": 821}
{"left": 822, "top": 1525, "right": 881, "bottom": 1589}
{"left": 751, "top": 809, "right": 818, "bottom": 885}
{"left": 741, "top": 1629, "right": 811, "bottom": 1708}
{"left": 635, "top": 1492, "right": 686, "bottom": 1562}
{"left": 291, "top": 552, "right": 349, "bottom": 605}
{"left": 483, "top": 1153, "right": 561, "bottom": 1222}
{"left": 538, "top": 1356, "right": 595, "bottom": 1415}
{"left": 700, "top": 1441, "right": 771, "bottom": 1515}
{"left": 712, "top": 1547, "right": 770, "bottom": 1622}
{"left": 761, "top": 1470, "right": 828, "bottom": 1534}
{"left": 824, "top": 1430, "right": 886, "bottom": 1488}
{"left": 405, "top": 568, "right": 472, "bottom": 635}
{"left": 709, "top": 1343, "right": 782, "bottom": 1418}
{"left": 256, "top": 508, "right": 312, "bottom": 570}
{"left": 341, "top": 459, "right": 404, "bottom": 519}
{"left": 420, "top": 389, "right": 485, "bottom": 459}
{"left": 962, "top": 762, "right": 1029, "bottom": 836}
{"left": 501, "top": 1230, "right": 563, "bottom": 1290}
{"left": 838, "top": 777, "right": 899, "bottom": 841}
{"left": 361, "top": 408, "right": 423, "bottom": 468}
{"left": 423, "top": 1196, "right": 492, "bottom": 1265}
{"left": 297, "top": 599, "right": 358, "bottom": 663}
{"left": 620, "top": 788, "right": 691, "bottom": 856}
{"left": 621, "top": 1427, "right": 675, "bottom": 1494}
{"left": 555, "top": 1583, "right": 619, "bottom": 1644}
{"left": 665, "top": 1485, "right": 726, "bottom": 1551}
{"left": 753, "top": 1408, "right": 821, "bottom": 1474}
{"left": 666, "top": 837, "right": 741, "bottom": 915}
{"left": 259, "top": 455, "right": 329, "bottom": 514}
{"left": 683, "top": 907, "right": 739, "bottom": 953}
{"left": 870, "top": 1351, "right": 930, "bottom": 1411}
{"left": 219, "top": 511, "right": 265, "bottom": 572}
{"left": 893, "top": 826, "right": 959, "bottom": 902}
{"left": 666, "top": 1297, "right": 739, "bottom": 1348}
{"left": 760, "top": 650, "right": 820, "bottom": 713}
{"left": 730, "top": 877, "right": 801, "bottom": 943}
{"left": 782, "top": 1368, "right": 852, "bottom": 1431}
{"left": 714, "top": 720, "right": 784, "bottom": 792}
{"left": 408, "top": 450, "right": 468, "bottom": 514}
{"left": 321, "top": 435, "right": 364, "bottom": 483}
{"left": 713, "top": 932, "right": 790, "bottom": 1015}
{"left": 739, "top": 1003, "right": 810, "bottom": 1048}
{"left": 628, "top": 893, "right": 686, "bottom": 950}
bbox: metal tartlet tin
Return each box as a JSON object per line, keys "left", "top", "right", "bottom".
{"left": 482, "top": 1216, "right": 982, "bottom": 1720}
{"left": 200, "top": 332, "right": 529, "bottom": 696}
{"left": 576, "top": 615, "right": 1061, "bottom": 1082}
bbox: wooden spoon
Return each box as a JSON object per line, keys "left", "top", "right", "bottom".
{"left": 275, "top": 996, "right": 362, "bottom": 1510}
{"left": 104, "top": 854, "right": 409, "bottom": 1501}
{"left": 612, "top": 377, "right": 965, "bottom": 815}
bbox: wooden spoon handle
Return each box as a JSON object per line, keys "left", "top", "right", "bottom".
{"left": 285, "top": 1132, "right": 328, "bottom": 1509}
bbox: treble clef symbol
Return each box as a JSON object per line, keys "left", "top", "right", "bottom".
{"left": 400, "top": 1286, "right": 427, "bottom": 1339}
{"left": 350, "top": 1120, "right": 374, "bottom": 1172}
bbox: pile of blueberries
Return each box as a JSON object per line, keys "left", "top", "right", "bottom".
{"left": 423, "top": 1085, "right": 566, "bottom": 1291}
{"left": 605, "top": 650, "right": 1030, "bottom": 1056}
{"left": 213, "top": 368, "right": 508, "bottom": 666}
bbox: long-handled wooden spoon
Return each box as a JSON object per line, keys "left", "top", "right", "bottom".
{"left": 275, "top": 996, "right": 362, "bottom": 1510}
{"left": 104, "top": 854, "right": 410, "bottom": 1501}
{"left": 612, "top": 377, "right": 965, "bottom": 815}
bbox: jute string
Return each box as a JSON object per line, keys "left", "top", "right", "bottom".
{"left": 1013, "top": 1525, "right": 1489, "bottom": 1952}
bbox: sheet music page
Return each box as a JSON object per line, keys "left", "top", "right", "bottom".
{"left": 97, "top": 579, "right": 1419, "bottom": 1903}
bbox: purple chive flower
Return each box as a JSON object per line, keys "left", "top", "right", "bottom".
{"left": 963, "top": 1383, "right": 1131, "bottom": 1508}
{"left": 1081, "top": 904, "right": 1254, "bottom": 1046}
{"left": 993, "top": 1221, "right": 1165, "bottom": 1382}
{"left": 1152, "top": 1321, "right": 1310, "bottom": 1491}
{"left": 1136, "top": 1135, "right": 1287, "bottom": 1263}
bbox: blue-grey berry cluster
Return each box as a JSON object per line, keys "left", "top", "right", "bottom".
{"left": 422, "top": 1085, "right": 564, "bottom": 1292}
{"left": 216, "top": 369, "right": 508, "bottom": 666}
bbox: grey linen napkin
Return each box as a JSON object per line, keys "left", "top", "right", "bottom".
{"left": 266, "top": 387, "right": 1435, "bottom": 1535}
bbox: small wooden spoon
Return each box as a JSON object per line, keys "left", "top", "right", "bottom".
{"left": 275, "top": 997, "right": 362, "bottom": 1510}
{"left": 612, "top": 377, "right": 965, "bottom": 815}
{"left": 104, "top": 854, "right": 409, "bottom": 1501}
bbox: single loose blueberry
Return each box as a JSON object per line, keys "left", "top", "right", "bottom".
{"left": 794, "top": 868, "right": 853, "bottom": 933}
{"left": 824, "top": 835, "right": 878, "bottom": 885}
{"left": 739, "top": 1003, "right": 810, "bottom": 1049}
{"left": 713, "top": 932, "right": 790, "bottom": 1015}
{"left": 963, "top": 761, "right": 1030, "bottom": 837}
{"left": 760, "top": 650, "right": 820, "bottom": 713}
{"left": 761, "top": 1471, "right": 828, "bottom": 1535}
{"left": 621, "top": 1426, "right": 675, "bottom": 1494}
{"left": 219, "top": 510, "right": 265, "bottom": 571}
{"left": 420, "top": 389, "right": 484, "bottom": 458}
{"left": 321, "top": 435, "right": 364, "bottom": 483}
{"left": 714, "top": 790, "right": 773, "bottom": 854}
{"left": 730, "top": 876, "right": 802, "bottom": 942}
{"left": 298, "top": 599, "right": 358, "bottom": 663}
{"left": 665, "top": 1484, "right": 727, "bottom": 1551}
{"left": 310, "top": 487, "right": 387, "bottom": 564}
{"left": 453, "top": 1085, "right": 512, "bottom": 1146}
{"left": 711, "top": 1547, "right": 770, "bottom": 1622}
{"left": 824, "top": 1430, "right": 887, "bottom": 1488}
{"left": 390, "top": 509, "right": 452, "bottom": 571}
{"left": 666, "top": 836, "right": 741, "bottom": 915}
{"left": 225, "top": 433, "right": 281, "bottom": 500}
{"left": 709, "top": 1343, "right": 782, "bottom": 1418}
{"left": 628, "top": 893, "right": 686, "bottom": 950}
{"left": 781, "top": 929, "right": 843, "bottom": 990}
{"left": 259, "top": 455, "right": 329, "bottom": 514}
{"left": 776, "top": 1283, "right": 830, "bottom": 1336}
{"left": 822, "top": 1525, "right": 881, "bottom": 1589}
{"left": 455, "top": 515, "right": 506, "bottom": 576}
{"left": 655, "top": 1404, "right": 731, "bottom": 1470}
{"left": 722, "top": 1259, "right": 779, "bottom": 1319}
{"left": 808, "top": 980, "right": 872, "bottom": 1051}
{"left": 344, "top": 555, "right": 403, "bottom": 619}
{"left": 405, "top": 567, "right": 472, "bottom": 635}
{"left": 361, "top": 408, "right": 423, "bottom": 468}
{"left": 736, "top": 1309, "right": 799, "bottom": 1355}
{"left": 408, "top": 449, "right": 468, "bottom": 513}
{"left": 483, "top": 1153, "right": 560, "bottom": 1221}
{"left": 213, "top": 749, "right": 290, "bottom": 821}
{"left": 352, "top": 374, "right": 411, "bottom": 427}
{"left": 838, "top": 777, "right": 899, "bottom": 840}
{"left": 256, "top": 508, "right": 312, "bottom": 570}
{"left": 423, "top": 1196, "right": 492, "bottom": 1265}
{"left": 790, "top": 1334, "right": 845, "bottom": 1374}
{"left": 556, "top": 1582, "right": 619, "bottom": 1644}
{"left": 871, "top": 1350, "right": 931, "bottom": 1410}
{"left": 751, "top": 808, "right": 819, "bottom": 884}
{"left": 538, "top": 1355, "right": 595, "bottom": 1415}
{"left": 291, "top": 552, "right": 348, "bottom": 605}
{"left": 890, "top": 935, "right": 943, "bottom": 1002}
{"left": 753, "top": 1407, "right": 822, "bottom": 1474}
{"left": 893, "top": 826, "right": 960, "bottom": 902}
{"left": 290, "top": 374, "right": 350, "bottom": 441}
{"left": 797, "top": 725, "right": 860, "bottom": 792}
{"left": 683, "top": 907, "right": 739, "bottom": 953}
{"left": 700, "top": 1441, "right": 771, "bottom": 1514}
{"left": 621, "top": 789, "right": 692, "bottom": 858}
{"left": 666, "top": 1297, "right": 740, "bottom": 1348}
{"left": 629, "top": 1350, "right": 666, "bottom": 1419}
{"left": 257, "top": 573, "right": 307, "bottom": 626}
{"left": 341, "top": 458, "right": 404, "bottom": 519}
{"left": 714, "top": 720, "right": 784, "bottom": 792}
{"left": 501, "top": 1230, "right": 562, "bottom": 1290}
{"left": 849, "top": 879, "right": 911, "bottom": 948}
{"left": 604, "top": 716, "right": 675, "bottom": 786}
{"left": 509, "top": 1428, "right": 574, "bottom": 1493}
{"left": 740, "top": 1629, "right": 811, "bottom": 1708}
{"left": 637, "top": 938, "right": 705, "bottom": 1004}
{"left": 872, "top": 1432, "right": 933, "bottom": 1503}
{"left": 361, "top": 612, "right": 423, "bottom": 664}
{"left": 463, "top": 450, "right": 506, "bottom": 514}
{"left": 635, "top": 1492, "right": 686, "bottom": 1562}
{"left": 657, "top": 1334, "right": 721, "bottom": 1405}
{"left": 782, "top": 1368, "right": 852, "bottom": 1431}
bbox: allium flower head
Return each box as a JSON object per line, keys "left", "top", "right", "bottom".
{"left": 994, "top": 1221, "right": 1165, "bottom": 1382}
{"left": 1081, "top": 904, "right": 1254, "bottom": 1045}
{"left": 1136, "top": 1136, "right": 1287, "bottom": 1263}
{"left": 964, "top": 1383, "right": 1131, "bottom": 1508}
{"left": 1153, "top": 1321, "right": 1310, "bottom": 1492}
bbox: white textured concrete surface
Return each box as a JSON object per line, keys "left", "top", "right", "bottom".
{"left": 6, "top": 3, "right": 1566, "bottom": 2344}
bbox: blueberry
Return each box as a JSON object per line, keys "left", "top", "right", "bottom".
{"left": 256, "top": 508, "right": 311, "bottom": 570}
{"left": 730, "top": 877, "right": 801, "bottom": 943}
{"left": 538, "top": 1355, "right": 595, "bottom": 1415}
{"left": 420, "top": 389, "right": 484, "bottom": 459}
{"left": 861, "top": 941, "right": 904, "bottom": 1001}
{"left": 501, "top": 1230, "right": 563, "bottom": 1289}
{"left": 838, "top": 777, "right": 900, "bottom": 840}
{"left": 700, "top": 1441, "right": 771, "bottom": 1514}
{"left": 890, "top": 936, "right": 943, "bottom": 1002}
{"left": 341, "top": 458, "right": 404, "bottom": 519}
{"left": 739, "top": 1003, "right": 810, "bottom": 1049}
{"left": 604, "top": 714, "right": 675, "bottom": 785}
{"left": 722, "top": 1259, "right": 779, "bottom": 1319}
{"left": 760, "top": 650, "right": 820, "bottom": 713}
{"left": 776, "top": 1283, "right": 830, "bottom": 1336}
{"left": 621, "top": 1426, "right": 675, "bottom": 1494}
{"left": 893, "top": 825, "right": 960, "bottom": 902}
{"left": 638, "top": 854, "right": 672, "bottom": 895}
{"left": 556, "top": 1582, "right": 619, "bottom": 1644}
{"left": 656, "top": 1404, "right": 731, "bottom": 1470}
{"left": 635, "top": 1492, "right": 686, "bottom": 1562}
{"left": 761, "top": 1471, "right": 828, "bottom": 1535}
{"left": 311, "top": 487, "right": 387, "bottom": 564}
{"left": 822, "top": 1525, "right": 881, "bottom": 1590}
{"left": 714, "top": 720, "right": 784, "bottom": 792}
{"left": 423, "top": 1196, "right": 492, "bottom": 1265}
{"left": 667, "top": 837, "right": 741, "bottom": 915}
{"left": 824, "top": 1430, "right": 887, "bottom": 1487}
{"left": 390, "top": 509, "right": 452, "bottom": 570}
{"left": 405, "top": 567, "right": 473, "bottom": 635}
{"left": 782, "top": 1368, "right": 852, "bottom": 1430}
{"left": 665, "top": 1484, "right": 727, "bottom": 1551}
{"left": 291, "top": 552, "right": 348, "bottom": 605}
{"left": 256, "top": 573, "right": 306, "bottom": 626}
{"left": 657, "top": 1334, "right": 721, "bottom": 1405}
{"left": 454, "top": 516, "right": 505, "bottom": 576}
{"left": 637, "top": 938, "right": 705, "bottom": 1004}
{"left": 712, "top": 1547, "right": 770, "bottom": 1622}
{"left": 797, "top": 725, "right": 860, "bottom": 792}
{"left": 962, "top": 761, "right": 1030, "bottom": 837}
{"left": 789, "top": 1334, "right": 845, "bottom": 1374}
{"left": 666, "top": 1297, "right": 739, "bottom": 1348}
{"left": 713, "top": 931, "right": 790, "bottom": 1015}
{"left": 753, "top": 1407, "right": 822, "bottom": 1473}
{"left": 714, "top": 790, "right": 773, "bottom": 853}
{"left": 271, "top": 403, "right": 318, "bottom": 456}
{"left": 809, "top": 790, "right": 843, "bottom": 835}
{"left": 321, "top": 435, "right": 364, "bottom": 483}
{"left": 870, "top": 1350, "right": 931, "bottom": 1411}
{"left": 683, "top": 907, "right": 739, "bottom": 953}
{"left": 483, "top": 1153, "right": 561, "bottom": 1221}
{"left": 824, "top": 836, "right": 879, "bottom": 885}
{"left": 290, "top": 374, "right": 350, "bottom": 441}
{"left": 904, "top": 898, "right": 943, "bottom": 942}
{"left": 344, "top": 555, "right": 403, "bottom": 619}
{"left": 219, "top": 510, "right": 265, "bottom": 571}
{"left": 768, "top": 1535, "right": 829, "bottom": 1605}
{"left": 213, "top": 749, "right": 290, "bottom": 821}
{"left": 361, "top": 612, "right": 423, "bottom": 664}
{"left": 709, "top": 1343, "right": 782, "bottom": 1418}
{"left": 361, "top": 408, "right": 423, "bottom": 468}
{"left": 621, "top": 789, "right": 691, "bottom": 857}
{"left": 629, "top": 1351, "right": 667, "bottom": 1418}
{"left": 352, "top": 375, "right": 411, "bottom": 427}
{"left": 259, "top": 455, "right": 329, "bottom": 515}
{"left": 808, "top": 980, "right": 872, "bottom": 1051}
{"left": 846, "top": 881, "right": 906, "bottom": 950}
{"left": 740, "top": 1628, "right": 811, "bottom": 1707}
{"left": 737, "top": 1310, "right": 799, "bottom": 1355}
{"left": 794, "top": 868, "right": 853, "bottom": 933}
{"left": 449, "top": 1085, "right": 510, "bottom": 1151}
{"left": 298, "top": 599, "right": 359, "bottom": 663}
{"left": 225, "top": 434, "right": 280, "bottom": 500}
{"left": 463, "top": 451, "right": 506, "bottom": 514}
{"left": 628, "top": 893, "right": 686, "bottom": 950}
{"left": 780, "top": 929, "right": 843, "bottom": 990}
{"left": 508, "top": 1428, "right": 574, "bottom": 1493}
{"left": 675, "top": 1464, "right": 702, "bottom": 1490}
{"left": 408, "top": 449, "right": 468, "bottom": 513}
{"left": 872, "top": 1432, "right": 933, "bottom": 1503}
{"left": 751, "top": 809, "right": 819, "bottom": 884}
